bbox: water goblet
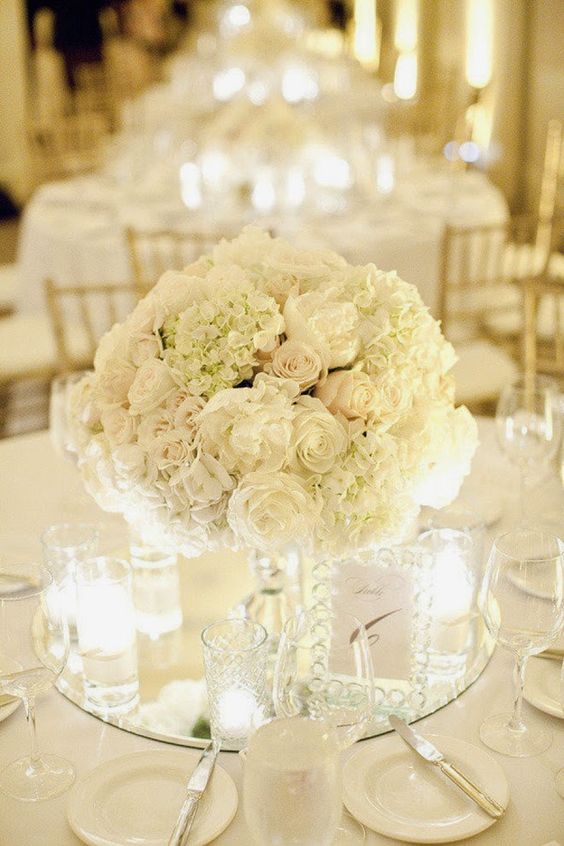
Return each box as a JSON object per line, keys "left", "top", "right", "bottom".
{"left": 555, "top": 658, "right": 564, "bottom": 797}
{"left": 479, "top": 529, "right": 564, "bottom": 756}
{"left": 243, "top": 716, "right": 342, "bottom": 846}
{"left": 496, "top": 377, "right": 562, "bottom": 521}
{"left": 49, "top": 370, "right": 92, "bottom": 462}
{"left": 0, "top": 563, "right": 75, "bottom": 801}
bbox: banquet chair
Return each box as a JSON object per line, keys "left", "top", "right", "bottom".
{"left": 438, "top": 216, "right": 545, "bottom": 409}
{"left": 45, "top": 280, "right": 140, "bottom": 373}
{"left": 523, "top": 275, "right": 564, "bottom": 388}
{"left": 126, "top": 228, "right": 221, "bottom": 295}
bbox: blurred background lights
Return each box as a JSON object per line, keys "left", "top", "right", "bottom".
{"left": 213, "top": 67, "right": 246, "bottom": 101}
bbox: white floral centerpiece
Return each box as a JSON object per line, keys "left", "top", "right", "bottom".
{"left": 70, "top": 226, "right": 478, "bottom": 557}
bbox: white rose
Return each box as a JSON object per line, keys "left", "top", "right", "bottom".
{"left": 314, "top": 370, "right": 378, "bottom": 421}
{"left": 128, "top": 332, "right": 162, "bottom": 367}
{"left": 289, "top": 397, "right": 348, "bottom": 475}
{"left": 128, "top": 360, "right": 177, "bottom": 415}
{"left": 101, "top": 405, "right": 137, "bottom": 447}
{"left": 148, "top": 429, "right": 195, "bottom": 474}
{"left": 266, "top": 340, "right": 326, "bottom": 391}
{"left": 153, "top": 270, "right": 208, "bottom": 319}
{"left": 227, "top": 471, "right": 315, "bottom": 551}
{"left": 171, "top": 452, "right": 234, "bottom": 506}
{"left": 94, "top": 323, "right": 129, "bottom": 372}
{"left": 97, "top": 358, "right": 137, "bottom": 406}
{"left": 68, "top": 373, "right": 100, "bottom": 451}
{"left": 173, "top": 396, "right": 206, "bottom": 433}
{"left": 137, "top": 409, "right": 173, "bottom": 448}
{"left": 127, "top": 296, "right": 158, "bottom": 334}
{"left": 284, "top": 291, "right": 360, "bottom": 369}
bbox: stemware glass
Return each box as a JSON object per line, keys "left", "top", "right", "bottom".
{"left": 555, "top": 659, "right": 564, "bottom": 797}
{"left": 243, "top": 716, "right": 342, "bottom": 846}
{"left": 49, "top": 371, "right": 92, "bottom": 462}
{"left": 273, "top": 610, "right": 375, "bottom": 750}
{"left": 479, "top": 529, "right": 564, "bottom": 757}
{"left": 496, "top": 377, "right": 562, "bottom": 521}
{"left": 0, "top": 564, "right": 74, "bottom": 800}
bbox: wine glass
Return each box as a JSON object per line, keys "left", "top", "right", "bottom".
{"left": 49, "top": 370, "right": 92, "bottom": 462}
{"left": 555, "top": 659, "right": 564, "bottom": 797}
{"left": 274, "top": 610, "right": 375, "bottom": 749}
{"left": 0, "top": 564, "right": 75, "bottom": 800}
{"left": 243, "top": 716, "right": 342, "bottom": 846}
{"left": 479, "top": 529, "right": 564, "bottom": 757}
{"left": 496, "top": 377, "right": 562, "bottom": 521}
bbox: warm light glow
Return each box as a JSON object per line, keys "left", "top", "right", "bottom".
{"left": 465, "top": 0, "right": 493, "bottom": 89}
{"left": 179, "top": 162, "right": 202, "bottom": 209}
{"left": 432, "top": 544, "right": 474, "bottom": 623}
{"left": 251, "top": 172, "right": 276, "bottom": 212}
{"left": 393, "top": 51, "right": 418, "bottom": 100}
{"left": 217, "top": 688, "right": 259, "bottom": 737}
{"left": 468, "top": 101, "right": 494, "bottom": 149}
{"left": 394, "top": 0, "right": 418, "bottom": 52}
{"left": 285, "top": 167, "right": 306, "bottom": 208}
{"left": 376, "top": 154, "right": 395, "bottom": 194}
{"left": 352, "top": 0, "right": 380, "bottom": 72}
{"left": 305, "top": 28, "right": 345, "bottom": 59}
{"left": 314, "top": 154, "right": 352, "bottom": 190}
{"left": 213, "top": 67, "right": 246, "bottom": 101}
{"left": 281, "top": 67, "right": 319, "bottom": 104}
{"left": 200, "top": 149, "right": 229, "bottom": 192}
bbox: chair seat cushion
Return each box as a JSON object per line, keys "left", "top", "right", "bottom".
{"left": 0, "top": 314, "right": 90, "bottom": 381}
{"left": 453, "top": 339, "right": 519, "bottom": 405}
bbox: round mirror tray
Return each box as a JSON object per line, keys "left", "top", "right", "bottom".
{"left": 55, "top": 546, "right": 495, "bottom": 752}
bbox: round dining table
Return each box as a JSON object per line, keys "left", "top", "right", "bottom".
{"left": 0, "top": 418, "right": 563, "bottom": 845}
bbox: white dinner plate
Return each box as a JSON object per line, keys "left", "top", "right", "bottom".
{"left": 524, "top": 656, "right": 564, "bottom": 719}
{"left": 67, "top": 750, "right": 238, "bottom": 846}
{"left": 342, "top": 734, "right": 509, "bottom": 844}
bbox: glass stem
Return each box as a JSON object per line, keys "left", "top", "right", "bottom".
{"left": 509, "top": 654, "right": 527, "bottom": 733}
{"left": 518, "top": 465, "right": 526, "bottom": 523}
{"left": 23, "top": 696, "right": 41, "bottom": 768}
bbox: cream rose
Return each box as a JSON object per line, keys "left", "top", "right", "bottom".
{"left": 101, "top": 405, "right": 137, "bottom": 447}
{"left": 173, "top": 396, "right": 206, "bottom": 434}
{"left": 97, "top": 358, "right": 137, "bottom": 406}
{"left": 112, "top": 443, "right": 151, "bottom": 490}
{"left": 128, "top": 360, "right": 177, "bottom": 415}
{"left": 283, "top": 291, "right": 360, "bottom": 369}
{"left": 314, "top": 370, "right": 378, "bottom": 421}
{"left": 148, "top": 429, "right": 195, "bottom": 474}
{"left": 227, "top": 471, "right": 315, "bottom": 551}
{"left": 128, "top": 332, "right": 162, "bottom": 367}
{"left": 289, "top": 397, "right": 347, "bottom": 475}
{"left": 267, "top": 340, "right": 326, "bottom": 391}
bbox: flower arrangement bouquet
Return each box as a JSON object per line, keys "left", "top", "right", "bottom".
{"left": 70, "top": 227, "right": 477, "bottom": 557}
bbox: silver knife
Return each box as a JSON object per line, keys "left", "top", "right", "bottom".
{"left": 388, "top": 716, "right": 505, "bottom": 819}
{"left": 168, "top": 740, "right": 220, "bottom": 846}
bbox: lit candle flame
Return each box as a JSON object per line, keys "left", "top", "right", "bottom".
{"left": 352, "top": 0, "right": 380, "bottom": 72}
{"left": 465, "top": 0, "right": 493, "bottom": 89}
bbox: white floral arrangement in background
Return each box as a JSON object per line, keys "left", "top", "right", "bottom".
{"left": 70, "top": 226, "right": 478, "bottom": 556}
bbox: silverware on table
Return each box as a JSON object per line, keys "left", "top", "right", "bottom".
{"left": 168, "top": 740, "right": 220, "bottom": 846}
{"left": 388, "top": 715, "right": 505, "bottom": 820}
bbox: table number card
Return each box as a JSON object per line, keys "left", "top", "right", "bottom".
{"left": 311, "top": 546, "right": 433, "bottom": 715}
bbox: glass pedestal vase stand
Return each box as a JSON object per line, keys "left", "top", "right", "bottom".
{"left": 231, "top": 548, "right": 301, "bottom": 650}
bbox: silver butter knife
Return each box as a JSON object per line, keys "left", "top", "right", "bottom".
{"left": 388, "top": 716, "right": 505, "bottom": 819}
{"left": 168, "top": 740, "right": 220, "bottom": 846}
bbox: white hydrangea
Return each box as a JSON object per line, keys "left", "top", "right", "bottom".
{"left": 70, "top": 226, "right": 477, "bottom": 557}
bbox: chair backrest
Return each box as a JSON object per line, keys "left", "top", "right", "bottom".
{"left": 45, "top": 279, "right": 139, "bottom": 373}
{"left": 523, "top": 277, "right": 564, "bottom": 386}
{"left": 536, "top": 119, "right": 563, "bottom": 255}
{"left": 126, "top": 227, "right": 222, "bottom": 296}
{"left": 438, "top": 215, "right": 544, "bottom": 343}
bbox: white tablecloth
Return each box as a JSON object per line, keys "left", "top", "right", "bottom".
{"left": 17, "top": 167, "right": 507, "bottom": 318}
{"left": 1, "top": 420, "right": 563, "bottom": 845}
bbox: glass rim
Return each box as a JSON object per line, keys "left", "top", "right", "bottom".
{"left": 0, "top": 563, "right": 53, "bottom": 601}
{"left": 492, "top": 529, "right": 564, "bottom": 563}
{"left": 75, "top": 556, "right": 131, "bottom": 585}
{"left": 201, "top": 618, "right": 268, "bottom": 652}
{"left": 41, "top": 522, "right": 100, "bottom": 548}
{"left": 418, "top": 527, "right": 475, "bottom": 547}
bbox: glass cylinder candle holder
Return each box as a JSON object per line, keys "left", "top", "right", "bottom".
{"left": 41, "top": 523, "right": 100, "bottom": 641}
{"left": 425, "top": 504, "right": 486, "bottom": 585}
{"left": 75, "top": 557, "right": 139, "bottom": 714}
{"left": 201, "top": 619, "right": 269, "bottom": 750}
{"left": 418, "top": 528, "right": 477, "bottom": 674}
{"left": 129, "top": 527, "right": 182, "bottom": 639}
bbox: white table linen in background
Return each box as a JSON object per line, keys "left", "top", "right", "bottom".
{"left": 17, "top": 166, "right": 507, "bottom": 316}
{"left": 0, "top": 418, "right": 563, "bottom": 844}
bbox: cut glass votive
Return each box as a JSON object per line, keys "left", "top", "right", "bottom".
{"left": 75, "top": 556, "right": 139, "bottom": 713}
{"left": 129, "top": 528, "right": 182, "bottom": 638}
{"left": 201, "top": 619, "right": 269, "bottom": 749}
{"left": 41, "top": 523, "right": 100, "bottom": 640}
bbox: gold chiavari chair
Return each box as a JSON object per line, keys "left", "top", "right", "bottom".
{"left": 125, "top": 227, "right": 224, "bottom": 296}
{"left": 438, "top": 215, "right": 547, "bottom": 409}
{"left": 45, "top": 280, "right": 140, "bottom": 373}
{"left": 523, "top": 276, "right": 564, "bottom": 388}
